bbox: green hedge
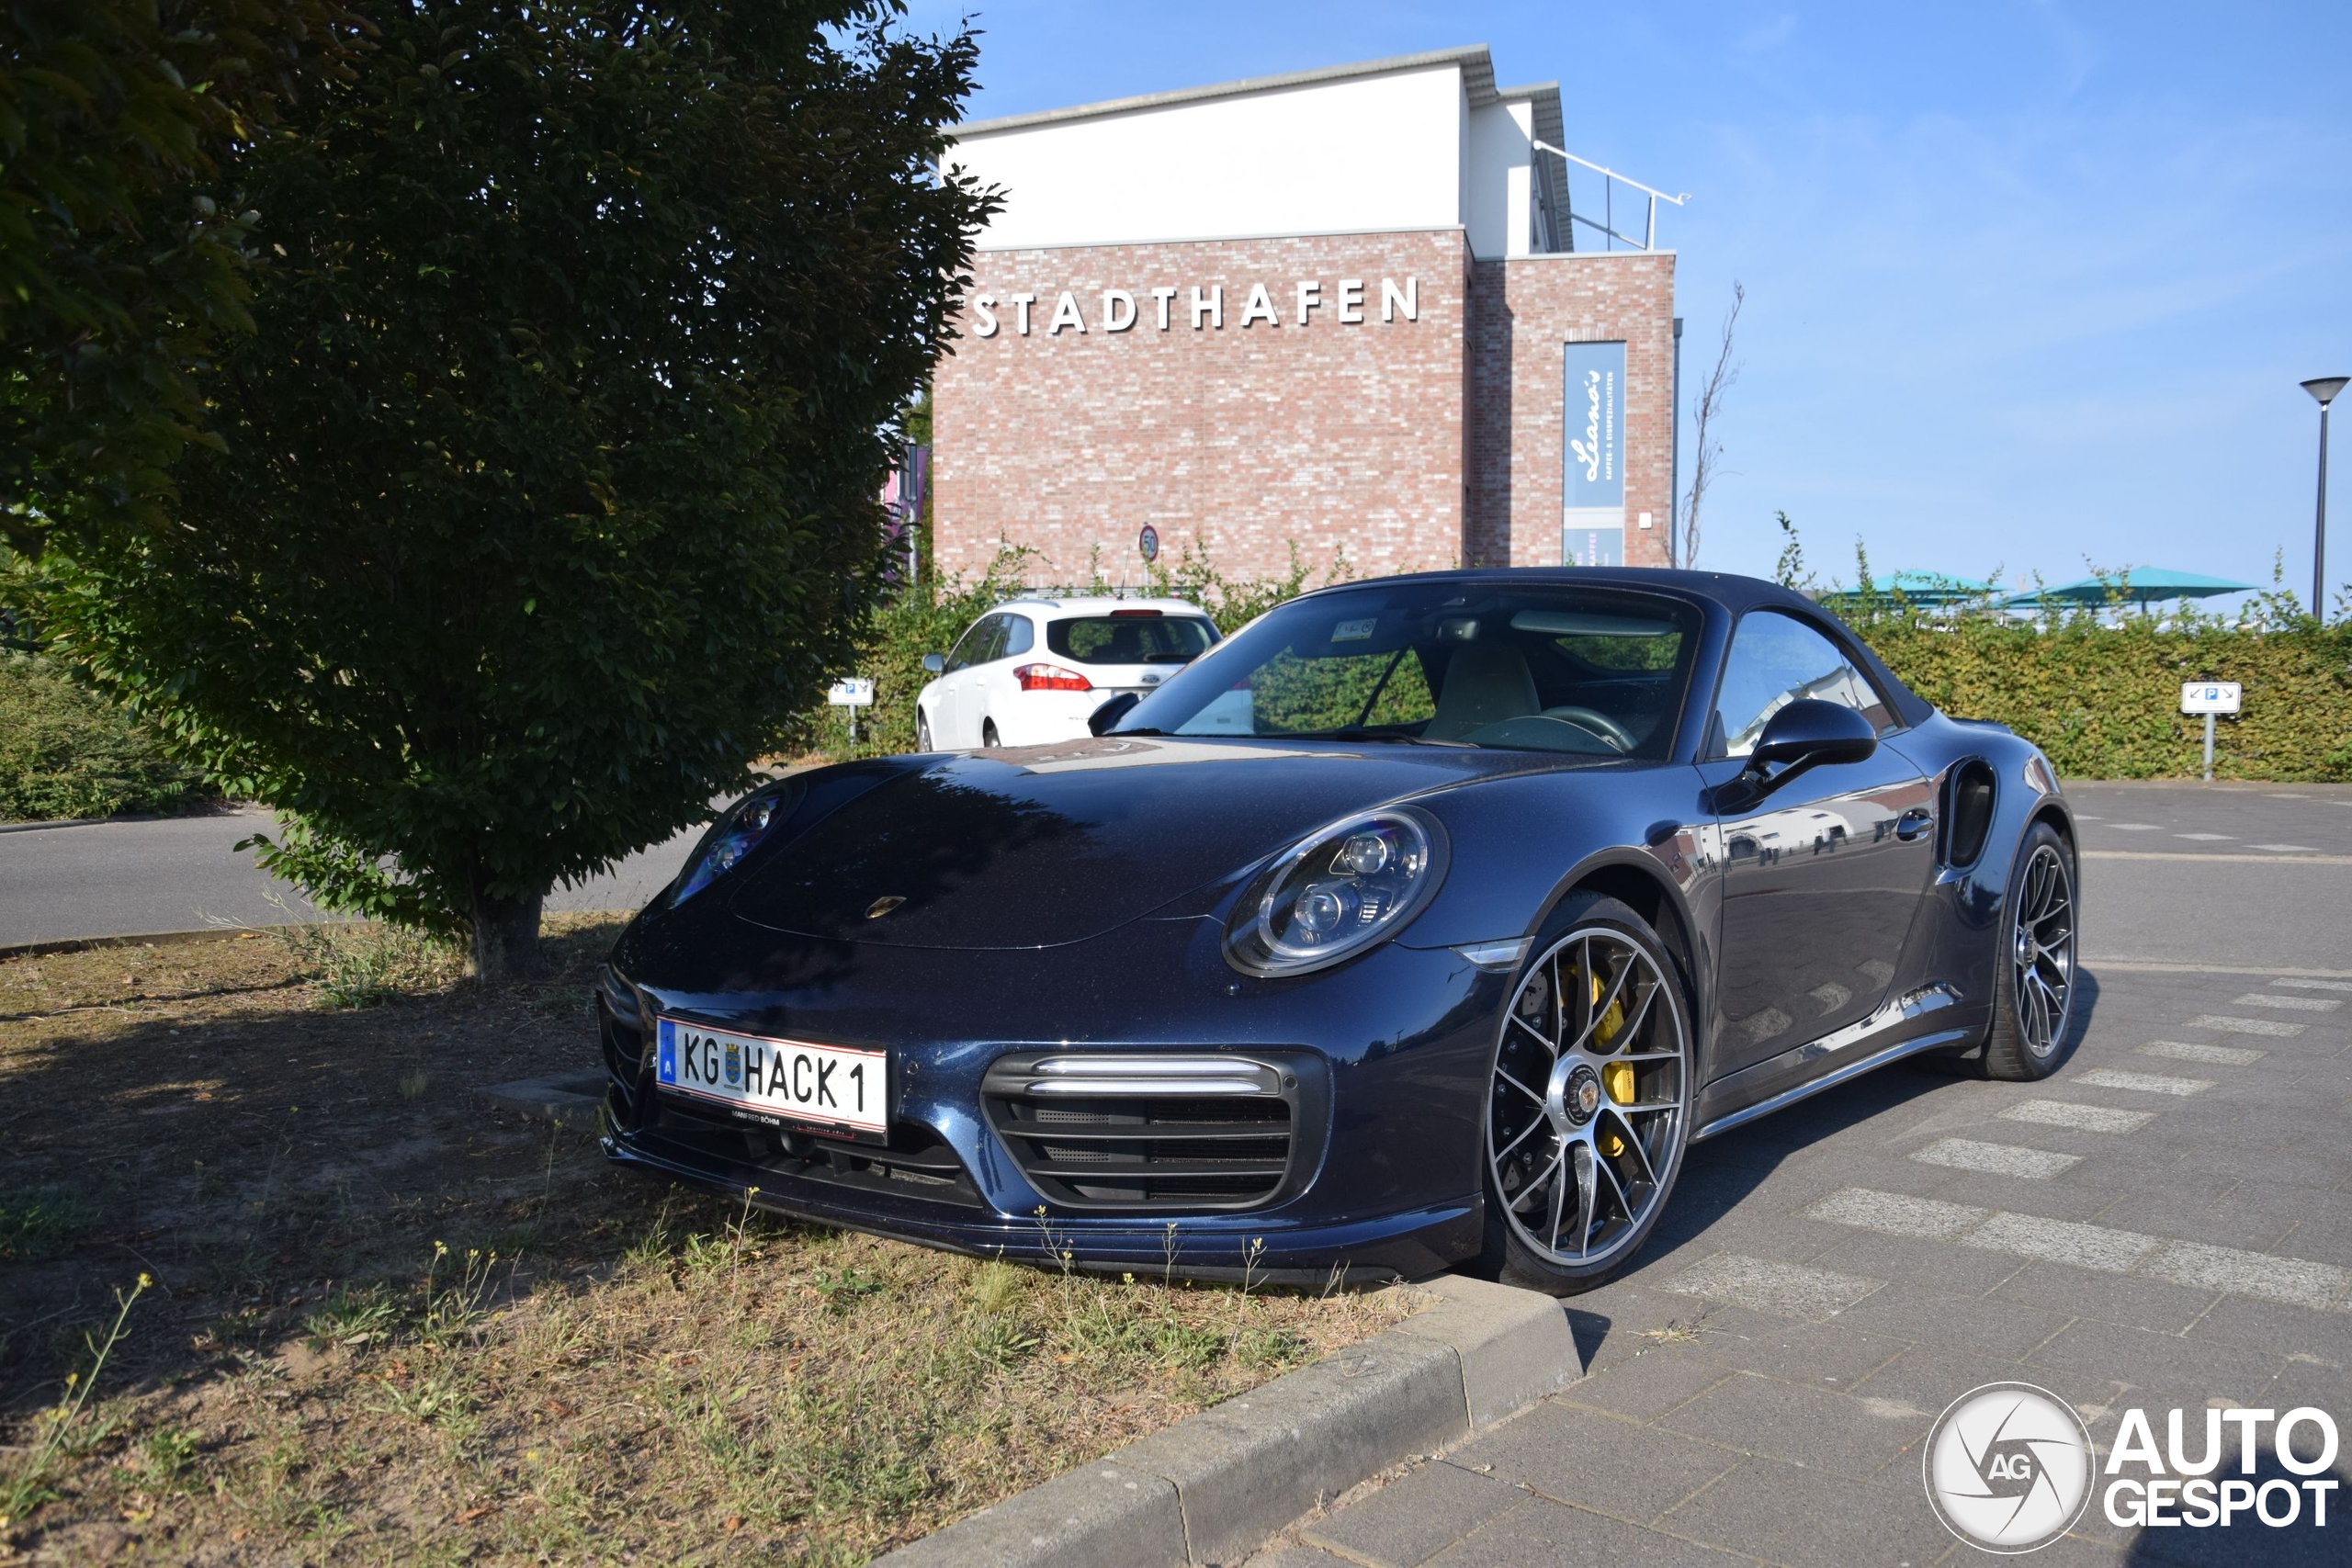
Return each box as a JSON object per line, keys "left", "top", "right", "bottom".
{"left": 1865, "top": 615, "right": 2352, "bottom": 782}
{"left": 801, "top": 551, "right": 2352, "bottom": 783}
{"left": 0, "top": 653, "right": 213, "bottom": 820}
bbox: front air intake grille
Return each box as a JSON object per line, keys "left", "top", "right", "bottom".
{"left": 981, "top": 1052, "right": 1321, "bottom": 1213}
{"left": 643, "top": 1099, "right": 984, "bottom": 1208}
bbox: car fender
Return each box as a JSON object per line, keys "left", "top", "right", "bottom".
{"left": 1391, "top": 762, "right": 1723, "bottom": 1078}
{"left": 1883, "top": 715, "right": 2073, "bottom": 1028}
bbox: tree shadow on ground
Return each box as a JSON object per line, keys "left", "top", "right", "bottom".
{"left": 0, "top": 918, "right": 649, "bottom": 1413}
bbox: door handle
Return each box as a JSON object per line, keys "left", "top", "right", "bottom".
{"left": 1895, "top": 807, "right": 1935, "bottom": 841}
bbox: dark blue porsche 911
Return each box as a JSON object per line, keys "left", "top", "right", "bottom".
{"left": 597, "top": 569, "right": 2078, "bottom": 1292}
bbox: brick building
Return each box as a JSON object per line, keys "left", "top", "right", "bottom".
{"left": 933, "top": 45, "right": 1680, "bottom": 583}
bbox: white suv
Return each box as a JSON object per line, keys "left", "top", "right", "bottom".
{"left": 915, "top": 596, "right": 1219, "bottom": 750}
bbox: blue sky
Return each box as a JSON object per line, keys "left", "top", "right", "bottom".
{"left": 898, "top": 1, "right": 2352, "bottom": 602}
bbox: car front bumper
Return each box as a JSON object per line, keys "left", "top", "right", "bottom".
{"left": 597, "top": 910, "right": 1502, "bottom": 1280}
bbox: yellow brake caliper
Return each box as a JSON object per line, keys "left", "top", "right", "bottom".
{"left": 1590, "top": 967, "right": 1633, "bottom": 1157}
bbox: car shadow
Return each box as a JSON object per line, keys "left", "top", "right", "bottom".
{"left": 1557, "top": 966, "right": 2104, "bottom": 1361}
{"left": 1665, "top": 964, "right": 2105, "bottom": 1228}
{"left": 2116, "top": 1445, "right": 2349, "bottom": 1565}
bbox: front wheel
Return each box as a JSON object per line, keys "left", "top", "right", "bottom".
{"left": 1982, "top": 823, "right": 2078, "bottom": 1080}
{"left": 916, "top": 712, "right": 934, "bottom": 751}
{"left": 1482, "top": 895, "right": 1694, "bottom": 1295}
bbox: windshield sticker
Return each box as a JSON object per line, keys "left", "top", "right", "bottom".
{"left": 1332, "top": 618, "right": 1376, "bottom": 642}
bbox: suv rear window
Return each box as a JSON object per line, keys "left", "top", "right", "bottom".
{"left": 1046, "top": 615, "right": 1216, "bottom": 666}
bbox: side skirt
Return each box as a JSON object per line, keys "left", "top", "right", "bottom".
{"left": 1691, "top": 984, "right": 1973, "bottom": 1143}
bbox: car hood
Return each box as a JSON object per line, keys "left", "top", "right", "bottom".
{"left": 726, "top": 736, "right": 1541, "bottom": 949}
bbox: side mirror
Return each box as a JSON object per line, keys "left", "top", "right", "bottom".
{"left": 1719, "top": 699, "right": 1876, "bottom": 808}
{"left": 921, "top": 653, "right": 945, "bottom": 675}
{"left": 1087, "top": 692, "right": 1141, "bottom": 736}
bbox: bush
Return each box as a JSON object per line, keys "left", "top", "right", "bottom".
{"left": 0, "top": 654, "right": 210, "bottom": 820}
{"left": 1864, "top": 614, "right": 2352, "bottom": 782}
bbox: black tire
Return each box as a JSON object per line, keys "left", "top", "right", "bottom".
{"left": 1983, "top": 822, "right": 2078, "bottom": 1081}
{"left": 917, "top": 712, "right": 933, "bottom": 751}
{"left": 980, "top": 719, "right": 1000, "bottom": 749}
{"left": 1476, "top": 893, "right": 1696, "bottom": 1296}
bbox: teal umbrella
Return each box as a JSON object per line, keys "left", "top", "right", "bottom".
{"left": 2003, "top": 570, "right": 2258, "bottom": 609}
{"left": 1821, "top": 571, "right": 2002, "bottom": 607}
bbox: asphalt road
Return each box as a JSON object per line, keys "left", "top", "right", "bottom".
{"left": 2064, "top": 782, "right": 2352, "bottom": 975}
{"left": 0, "top": 807, "right": 700, "bottom": 948}
{"left": 5, "top": 779, "right": 2348, "bottom": 965}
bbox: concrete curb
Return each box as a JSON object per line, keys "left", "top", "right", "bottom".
{"left": 874, "top": 1273, "right": 1581, "bottom": 1568}
{"left": 0, "top": 927, "right": 265, "bottom": 962}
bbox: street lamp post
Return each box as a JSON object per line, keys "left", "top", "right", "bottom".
{"left": 2304, "top": 377, "right": 2348, "bottom": 622}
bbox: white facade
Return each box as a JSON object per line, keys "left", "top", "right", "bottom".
{"left": 949, "top": 46, "right": 1566, "bottom": 261}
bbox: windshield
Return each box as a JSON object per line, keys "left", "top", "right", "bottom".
{"left": 1114, "top": 583, "right": 1702, "bottom": 758}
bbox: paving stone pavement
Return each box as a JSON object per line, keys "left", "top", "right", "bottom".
{"left": 1250, "top": 939, "right": 2352, "bottom": 1563}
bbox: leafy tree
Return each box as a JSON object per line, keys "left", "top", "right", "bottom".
{"left": 28, "top": 1, "right": 996, "bottom": 975}
{"left": 0, "top": 0, "right": 355, "bottom": 553}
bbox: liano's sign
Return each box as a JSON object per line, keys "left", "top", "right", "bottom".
{"left": 1561, "top": 339, "right": 1627, "bottom": 568}
{"left": 971, "top": 276, "right": 1419, "bottom": 337}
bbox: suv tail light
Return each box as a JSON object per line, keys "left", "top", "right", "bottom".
{"left": 1013, "top": 662, "right": 1092, "bottom": 692}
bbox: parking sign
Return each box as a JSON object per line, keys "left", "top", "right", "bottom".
{"left": 2179, "top": 682, "right": 2241, "bottom": 715}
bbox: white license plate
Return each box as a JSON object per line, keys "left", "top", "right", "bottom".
{"left": 653, "top": 1019, "right": 888, "bottom": 1137}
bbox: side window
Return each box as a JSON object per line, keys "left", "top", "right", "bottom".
{"left": 1713, "top": 611, "right": 1894, "bottom": 758}
{"left": 944, "top": 615, "right": 999, "bottom": 673}
{"left": 1000, "top": 615, "right": 1035, "bottom": 658}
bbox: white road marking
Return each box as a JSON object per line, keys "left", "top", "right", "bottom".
{"left": 2108, "top": 823, "right": 2165, "bottom": 830}
{"left": 1808, "top": 1190, "right": 2352, "bottom": 1309}
{"left": 2233, "top": 992, "right": 2341, "bottom": 1012}
{"left": 2186, "top": 1014, "right": 2307, "bottom": 1037}
{"left": 2253, "top": 843, "right": 2320, "bottom": 853}
{"left": 2081, "top": 852, "right": 2352, "bottom": 863}
{"left": 2086, "top": 961, "right": 2352, "bottom": 978}
{"left": 2277, "top": 977, "right": 2352, "bottom": 992}
{"left": 1808, "top": 1190, "right": 2352, "bottom": 1310}
{"left": 1911, "top": 1138, "right": 2082, "bottom": 1179}
{"left": 1965, "top": 1212, "right": 2160, "bottom": 1272}
{"left": 1661, "top": 1252, "right": 1883, "bottom": 1321}
{"left": 2142, "top": 1243, "right": 2352, "bottom": 1313}
{"left": 1805, "top": 1189, "right": 1988, "bottom": 1238}
{"left": 2078, "top": 1067, "right": 2212, "bottom": 1096}
{"left": 2175, "top": 833, "right": 2233, "bottom": 841}
{"left": 2000, "top": 1100, "right": 2158, "bottom": 1134}
{"left": 2140, "top": 1040, "right": 2265, "bottom": 1066}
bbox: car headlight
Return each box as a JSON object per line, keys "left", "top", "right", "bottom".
{"left": 671, "top": 782, "right": 802, "bottom": 906}
{"left": 1225, "top": 807, "right": 1449, "bottom": 976}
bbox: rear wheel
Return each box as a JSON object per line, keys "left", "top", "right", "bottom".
{"left": 1481, "top": 895, "right": 1693, "bottom": 1295}
{"left": 980, "top": 719, "right": 1001, "bottom": 749}
{"left": 1983, "top": 823, "right": 2077, "bottom": 1080}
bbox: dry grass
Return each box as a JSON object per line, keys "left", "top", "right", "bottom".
{"left": 0, "top": 918, "right": 1418, "bottom": 1565}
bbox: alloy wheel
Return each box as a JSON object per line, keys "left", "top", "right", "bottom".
{"left": 1487, "top": 926, "right": 1689, "bottom": 1268}
{"left": 2011, "top": 843, "right": 2075, "bottom": 1056}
